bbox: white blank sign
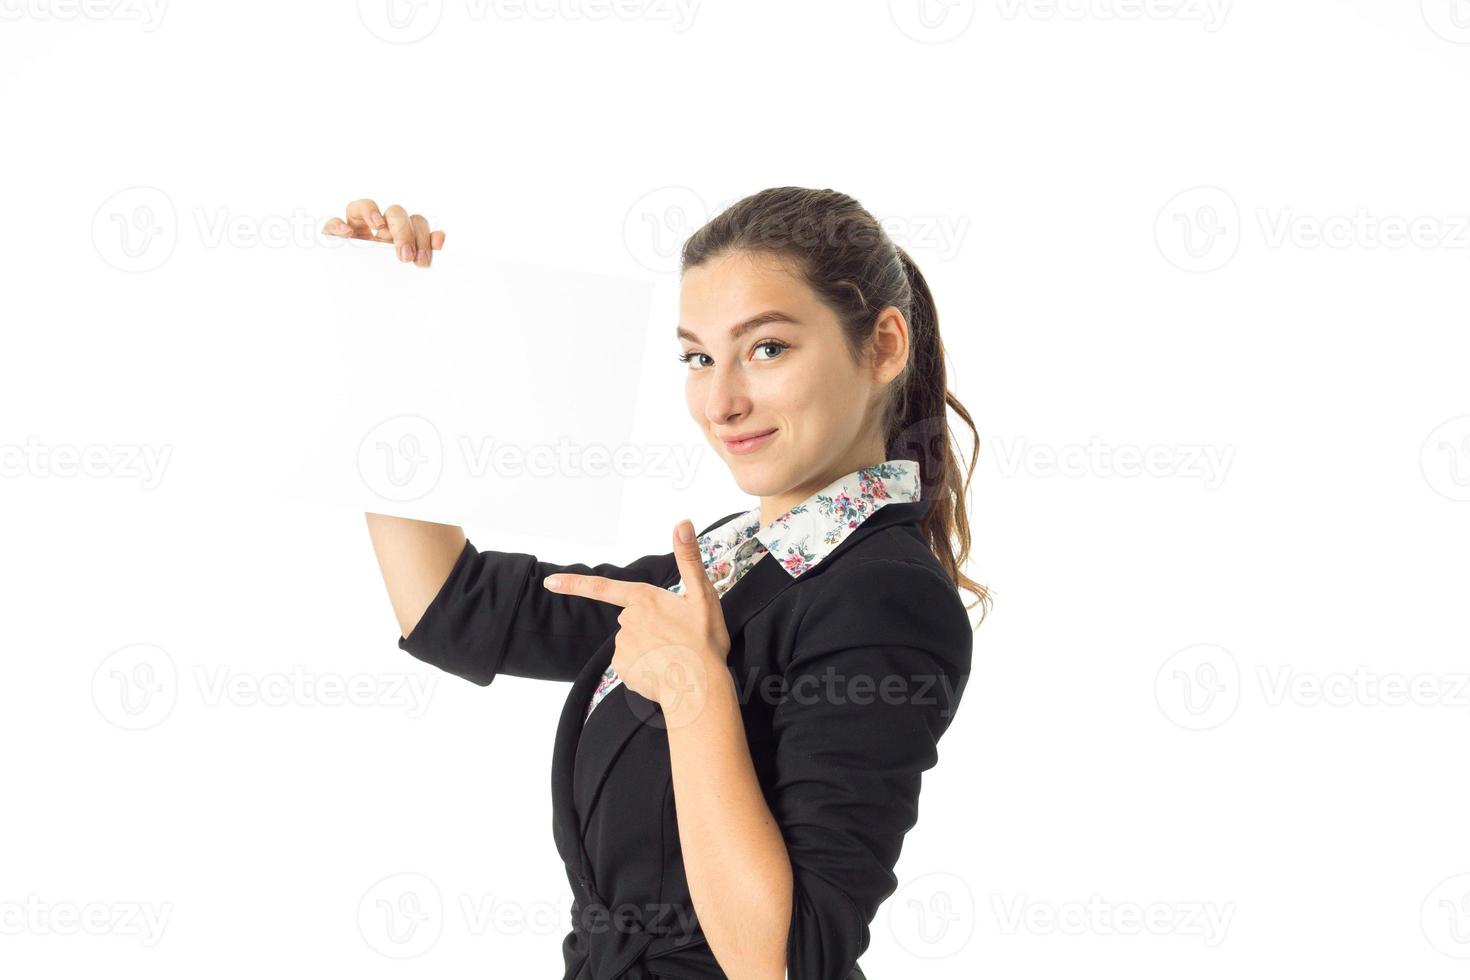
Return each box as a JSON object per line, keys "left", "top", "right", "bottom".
{"left": 283, "top": 237, "right": 655, "bottom": 545}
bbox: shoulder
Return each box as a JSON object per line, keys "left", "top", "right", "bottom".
{"left": 791, "top": 539, "right": 974, "bottom": 673}
{"left": 802, "top": 518, "right": 962, "bottom": 610}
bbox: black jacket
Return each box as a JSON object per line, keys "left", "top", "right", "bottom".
{"left": 397, "top": 495, "right": 974, "bottom": 979}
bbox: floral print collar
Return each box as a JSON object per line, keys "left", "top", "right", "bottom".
{"left": 692, "top": 458, "right": 922, "bottom": 582}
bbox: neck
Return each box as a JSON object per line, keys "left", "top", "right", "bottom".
{"left": 757, "top": 444, "right": 888, "bottom": 529}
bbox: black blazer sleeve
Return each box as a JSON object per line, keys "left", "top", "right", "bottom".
{"left": 773, "top": 556, "right": 974, "bottom": 979}
{"left": 396, "top": 513, "right": 745, "bottom": 686}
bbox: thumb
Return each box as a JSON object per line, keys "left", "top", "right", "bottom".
{"left": 673, "top": 519, "right": 714, "bottom": 597}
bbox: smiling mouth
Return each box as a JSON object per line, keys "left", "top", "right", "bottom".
{"left": 722, "top": 428, "right": 777, "bottom": 454}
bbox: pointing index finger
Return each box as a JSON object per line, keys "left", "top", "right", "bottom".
{"left": 541, "top": 573, "right": 643, "bottom": 608}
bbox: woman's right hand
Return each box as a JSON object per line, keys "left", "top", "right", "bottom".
{"left": 322, "top": 198, "right": 446, "bottom": 267}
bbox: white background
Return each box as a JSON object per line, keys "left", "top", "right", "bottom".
{"left": 3, "top": 1, "right": 1469, "bottom": 977}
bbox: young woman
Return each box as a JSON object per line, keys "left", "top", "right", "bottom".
{"left": 327, "top": 186, "right": 987, "bottom": 980}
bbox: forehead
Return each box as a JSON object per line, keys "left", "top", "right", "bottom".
{"left": 678, "top": 250, "right": 820, "bottom": 329}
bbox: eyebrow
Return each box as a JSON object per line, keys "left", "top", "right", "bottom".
{"left": 676, "top": 310, "right": 801, "bottom": 345}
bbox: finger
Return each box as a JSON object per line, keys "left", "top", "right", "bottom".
{"left": 322, "top": 216, "right": 380, "bottom": 241}
{"left": 383, "top": 205, "right": 416, "bottom": 263}
{"left": 541, "top": 573, "right": 643, "bottom": 608}
{"left": 430, "top": 230, "right": 446, "bottom": 250}
{"left": 672, "top": 519, "right": 714, "bottom": 598}
{"left": 410, "top": 214, "right": 432, "bottom": 267}
{"left": 344, "top": 198, "right": 385, "bottom": 238}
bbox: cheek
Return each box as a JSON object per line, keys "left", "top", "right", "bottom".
{"left": 685, "top": 378, "right": 701, "bottom": 421}
{"left": 776, "top": 382, "right": 858, "bottom": 443}
{"left": 748, "top": 361, "right": 818, "bottom": 417}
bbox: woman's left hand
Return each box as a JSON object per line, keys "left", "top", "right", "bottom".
{"left": 542, "top": 520, "right": 731, "bottom": 717}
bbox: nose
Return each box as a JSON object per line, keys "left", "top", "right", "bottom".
{"left": 701, "top": 361, "right": 751, "bottom": 429}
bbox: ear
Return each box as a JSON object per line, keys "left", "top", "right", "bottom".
{"left": 870, "top": 306, "right": 910, "bottom": 385}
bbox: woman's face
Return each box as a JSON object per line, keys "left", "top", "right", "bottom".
{"left": 678, "top": 249, "right": 907, "bottom": 520}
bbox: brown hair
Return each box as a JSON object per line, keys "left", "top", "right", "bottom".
{"left": 681, "top": 186, "right": 989, "bottom": 620}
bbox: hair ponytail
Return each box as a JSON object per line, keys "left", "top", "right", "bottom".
{"left": 889, "top": 246, "right": 987, "bottom": 618}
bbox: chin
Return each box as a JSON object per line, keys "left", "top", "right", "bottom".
{"left": 726, "top": 464, "right": 778, "bottom": 497}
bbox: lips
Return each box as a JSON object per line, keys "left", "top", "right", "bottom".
{"left": 722, "top": 428, "right": 777, "bottom": 453}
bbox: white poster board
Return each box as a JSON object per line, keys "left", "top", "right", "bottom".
{"left": 281, "top": 237, "right": 656, "bottom": 546}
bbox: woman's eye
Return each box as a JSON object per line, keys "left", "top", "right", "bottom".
{"left": 678, "top": 341, "right": 787, "bottom": 370}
